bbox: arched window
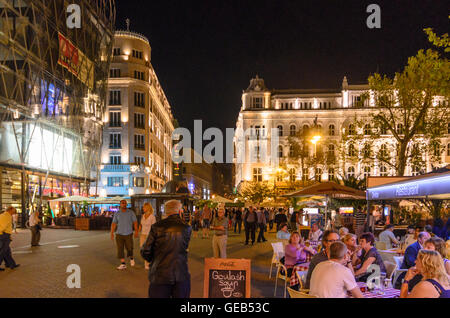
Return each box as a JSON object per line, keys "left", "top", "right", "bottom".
{"left": 364, "top": 166, "right": 371, "bottom": 178}
{"left": 328, "top": 144, "right": 335, "bottom": 158}
{"left": 290, "top": 125, "right": 296, "bottom": 136}
{"left": 315, "top": 168, "right": 322, "bottom": 182}
{"left": 302, "top": 168, "right": 309, "bottom": 181}
{"left": 277, "top": 172, "right": 283, "bottom": 182}
{"left": 289, "top": 168, "right": 296, "bottom": 182}
{"left": 380, "top": 125, "right": 388, "bottom": 135}
{"left": 289, "top": 145, "right": 294, "bottom": 157}
{"left": 380, "top": 165, "right": 388, "bottom": 176}
{"left": 348, "top": 144, "right": 356, "bottom": 157}
{"left": 277, "top": 125, "right": 283, "bottom": 137}
{"left": 433, "top": 143, "right": 441, "bottom": 157}
{"left": 364, "top": 124, "right": 371, "bottom": 135}
{"left": 363, "top": 143, "right": 371, "bottom": 158}
{"left": 303, "top": 124, "right": 309, "bottom": 134}
{"left": 348, "top": 124, "right": 355, "bottom": 135}
{"left": 397, "top": 124, "right": 404, "bottom": 135}
{"left": 329, "top": 124, "right": 335, "bottom": 136}
{"left": 347, "top": 166, "right": 355, "bottom": 178}
{"left": 328, "top": 168, "right": 335, "bottom": 181}
{"left": 380, "top": 144, "right": 388, "bottom": 157}
{"left": 278, "top": 145, "right": 283, "bottom": 158}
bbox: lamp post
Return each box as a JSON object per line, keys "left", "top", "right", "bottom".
{"left": 310, "top": 135, "right": 322, "bottom": 157}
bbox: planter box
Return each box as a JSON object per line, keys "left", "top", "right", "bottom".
{"left": 75, "top": 218, "right": 91, "bottom": 231}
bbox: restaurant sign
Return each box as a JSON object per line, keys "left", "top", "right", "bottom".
{"left": 58, "top": 32, "right": 94, "bottom": 89}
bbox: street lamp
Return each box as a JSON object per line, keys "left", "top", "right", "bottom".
{"left": 310, "top": 135, "right": 322, "bottom": 156}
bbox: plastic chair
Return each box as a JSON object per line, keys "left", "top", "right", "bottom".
{"left": 392, "top": 256, "right": 407, "bottom": 286}
{"left": 270, "top": 242, "right": 285, "bottom": 278}
{"left": 384, "top": 261, "right": 397, "bottom": 280}
{"left": 296, "top": 270, "right": 308, "bottom": 290}
{"left": 375, "top": 241, "right": 387, "bottom": 250}
{"left": 393, "top": 256, "right": 404, "bottom": 268}
{"left": 274, "top": 264, "right": 290, "bottom": 298}
{"left": 287, "top": 287, "right": 317, "bottom": 298}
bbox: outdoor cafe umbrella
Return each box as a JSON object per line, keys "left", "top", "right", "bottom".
{"left": 284, "top": 181, "right": 366, "bottom": 224}
{"left": 211, "top": 195, "right": 233, "bottom": 204}
{"left": 49, "top": 195, "right": 93, "bottom": 203}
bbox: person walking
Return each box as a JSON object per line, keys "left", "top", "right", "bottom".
{"left": 256, "top": 207, "right": 267, "bottom": 243}
{"left": 244, "top": 207, "right": 257, "bottom": 245}
{"left": 353, "top": 206, "right": 366, "bottom": 239}
{"left": 0, "top": 207, "right": 20, "bottom": 271}
{"left": 274, "top": 209, "right": 288, "bottom": 231}
{"left": 138, "top": 203, "right": 156, "bottom": 270}
{"left": 234, "top": 207, "right": 243, "bottom": 234}
{"left": 141, "top": 200, "right": 192, "bottom": 298}
{"left": 29, "top": 211, "right": 41, "bottom": 247}
{"left": 268, "top": 208, "right": 275, "bottom": 231}
{"left": 192, "top": 207, "right": 202, "bottom": 238}
{"left": 201, "top": 205, "right": 212, "bottom": 239}
{"left": 110, "top": 199, "right": 138, "bottom": 270}
{"left": 211, "top": 204, "right": 228, "bottom": 258}
{"left": 12, "top": 212, "right": 18, "bottom": 234}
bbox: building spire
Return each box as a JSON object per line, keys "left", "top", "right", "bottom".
{"left": 126, "top": 18, "right": 130, "bottom": 31}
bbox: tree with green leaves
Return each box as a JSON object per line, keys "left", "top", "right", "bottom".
{"left": 238, "top": 181, "right": 274, "bottom": 204}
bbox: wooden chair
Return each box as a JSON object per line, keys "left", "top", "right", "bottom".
{"left": 287, "top": 287, "right": 317, "bottom": 298}
{"left": 295, "top": 270, "right": 308, "bottom": 290}
{"left": 270, "top": 242, "right": 285, "bottom": 279}
{"left": 274, "top": 264, "right": 290, "bottom": 298}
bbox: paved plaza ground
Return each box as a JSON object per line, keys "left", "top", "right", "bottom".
{"left": 1, "top": 227, "right": 281, "bottom": 298}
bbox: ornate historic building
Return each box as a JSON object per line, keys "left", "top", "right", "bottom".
{"left": 93, "top": 29, "right": 175, "bottom": 197}
{"left": 233, "top": 76, "right": 450, "bottom": 192}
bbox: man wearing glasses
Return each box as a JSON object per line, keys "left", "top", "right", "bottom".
{"left": 304, "top": 230, "right": 340, "bottom": 289}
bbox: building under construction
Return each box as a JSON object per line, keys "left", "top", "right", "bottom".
{"left": 0, "top": 0, "right": 115, "bottom": 226}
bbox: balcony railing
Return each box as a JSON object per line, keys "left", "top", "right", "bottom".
{"left": 101, "top": 164, "right": 130, "bottom": 172}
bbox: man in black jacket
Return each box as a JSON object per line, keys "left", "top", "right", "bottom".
{"left": 141, "top": 199, "right": 192, "bottom": 298}
{"left": 244, "top": 207, "right": 257, "bottom": 245}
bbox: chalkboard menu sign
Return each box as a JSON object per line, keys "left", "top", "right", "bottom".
{"left": 203, "top": 258, "right": 251, "bottom": 298}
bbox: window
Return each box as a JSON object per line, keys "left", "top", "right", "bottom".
{"left": 448, "top": 123, "right": 450, "bottom": 134}
{"left": 315, "top": 168, "right": 322, "bottom": 182}
{"left": 276, "top": 172, "right": 283, "bottom": 182}
{"left": 253, "top": 168, "right": 262, "bottom": 182}
{"left": 364, "top": 124, "right": 371, "bottom": 135}
{"left": 347, "top": 166, "right": 355, "bottom": 178}
{"left": 447, "top": 143, "right": 450, "bottom": 156}
{"left": 253, "top": 146, "right": 260, "bottom": 161}
{"left": 132, "top": 50, "right": 143, "bottom": 59}
{"left": 302, "top": 168, "right": 309, "bottom": 181}
{"left": 433, "top": 143, "right": 441, "bottom": 157}
{"left": 397, "top": 124, "right": 404, "bottom": 135}
{"left": 134, "top": 113, "right": 145, "bottom": 129}
{"left": 289, "top": 168, "right": 296, "bottom": 182}
{"left": 109, "top": 90, "right": 121, "bottom": 105}
{"left": 348, "top": 144, "right": 356, "bottom": 157}
{"left": 113, "top": 47, "right": 121, "bottom": 56}
{"left": 134, "top": 92, "right": 145, "bottom": 107}
{"left": 380, "top": 125, "right": 388, "bottom": 135}
{"left": 348, "top": 124, "right": 355, "bottom": 135}
{"left": 380, "top": 165, "right": 388, "bottom": 176}
{"left": 134, "top": 134, "right": 145, "bottom": 150}
{"left": 329, "top": 124, "right": 335, "bottom": 136}
{"left": 135, "top": 156, "right": 145, "bottom": 165}
{"left": 107, "top": 177, "right": 123, "bottom": 187}
{"left": 328, "top": 168, "right": 335, "bottom": 181}
{"left": 352, "top": 95, "right": 361, "bottom": 107}
{"left": 109, "top": 133, "right": 121, "bottom": 149}
{"left": 134, "top": 70, "right": 145, "bottom": 80}
{"left": 363, "top": 144, "right": 371, "bottom": 158}
{"left": 109, "top": 68, "right": 121, "bottom": 78}
{"left": 363, "top": 166, "right": 371, "bottom": 178}
{"left": 252, "top": 97, "right": 263, "bottom": 108}
{"left": 379, "top": 144, "right": 388, "bottom": 157}
{"left": 133, "top": 177, "right": 145, "bottom": 187}
{"left": 290, "top": 125, "right": 296, "bottom": 136}
{"left": 277, "top": 125, "right": 283, "bottom": 137}
{"left": 278, "top": 146, "right": 283, "bottom": 158}
{"left": 289, "top": 145, "right": 294, "bottom": 157}
{"left": 328, "top": 144, "right": 335, "bottom": 158}
{"left": 412, "top": 165, "right": 420, "bottom": 176}
{"left": 109, "top": 111, "right": 121, "bottom": 127}
{"left": 109, "top": 155, "right": 121, "bottom": 165}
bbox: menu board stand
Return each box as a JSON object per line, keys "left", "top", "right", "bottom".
{"left": 203, "top": 258, "right": 251, "bottom": 298}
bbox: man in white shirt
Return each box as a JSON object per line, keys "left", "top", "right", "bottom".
{"left": 310, "top": 241, "right": 364, "bottom": 298}
{"left": 379, "top": 224, "right": 399, "bottom": 249}
{"left": 308, "top": 223, "right": 323, "bottom": 242}
{"left": 29, "top": 211, "right": 41, "bottom": 247}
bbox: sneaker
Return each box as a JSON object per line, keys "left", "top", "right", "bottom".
{"left": 0, "top": 267, "right": 5, "bottom": 271}
{"left": 130, "top": 259, "right": 135, "bottom": 267}
{"left": 116, "top": 264, "right": 127, "bottom": 270}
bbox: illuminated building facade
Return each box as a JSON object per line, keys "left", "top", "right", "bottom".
{"left": 0, "top": 0, "right": 115, "bottom": 223}
{"left": 94, "top": 29, "right": 175, "bottom": 197}
{"left": 233, "top": 76, "right": 450, "bottom": 192}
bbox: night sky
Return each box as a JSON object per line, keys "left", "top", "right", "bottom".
{"left": 116, "top": 0, "right": 448, "bottom": 134}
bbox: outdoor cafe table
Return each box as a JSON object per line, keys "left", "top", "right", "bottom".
{"left": 289, "top": 262, "right": 310, "bottom": 286}
{"left": 379, "top": 248, "right": 403, "bottom": 263}
{"left": 350, "top": 282, "right": 400, "bottom": 298}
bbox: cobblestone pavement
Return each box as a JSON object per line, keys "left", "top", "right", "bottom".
{"left": 0, "top": 227, "right": 280, "bottom": 298}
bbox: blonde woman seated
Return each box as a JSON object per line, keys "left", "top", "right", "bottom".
{"left": 138, "top": 203, "right": 156, "bottom": 270}
{"left": 342, "top": 233, "right": 361, "bottom": 267}
{"left": 424, "top": 237, "right": 450, "bottom": 275}
{"left": 284, "top": 232, "right": 316, "bottom": 277}
{"left": 400, "top": 250, "right": 450, "bottom": 298}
